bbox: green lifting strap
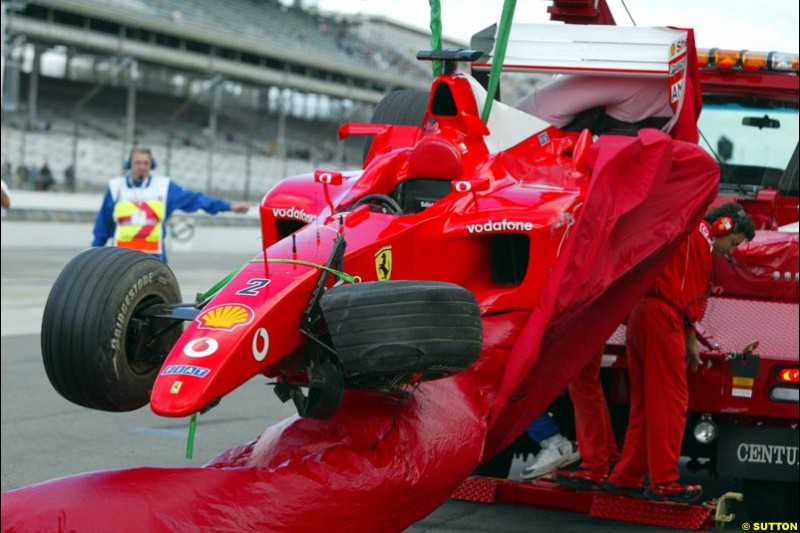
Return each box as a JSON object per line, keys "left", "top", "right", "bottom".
{"left": 253, "top": 258, "right": 360, "bottom": 284}
{"left": 198, "top": 268, "right": 240, "bottom": 302}
{"left": 198, "top": 257, "right": 359, "bottom": 304}
{"left": 185, "top": 413, "right": 197, "bottom": 459}
{"left": 481, "top": 0, "right": 517, "bottom": 123}
{"left": 429, "top": 0, "right": 443, "bottom": 77}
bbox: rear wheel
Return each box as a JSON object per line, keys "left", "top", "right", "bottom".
{"left": 363, "top": 90, "right": 430, "bottom": 163}
{"left": 320, "top": 281, "right": 482, "bottom": 388}
{"left": 41, "top": 247, "right": 182, "bottom": 411}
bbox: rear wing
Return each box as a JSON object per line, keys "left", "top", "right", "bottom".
{"left": 470, "top": 24, "right": 688, "bottom": 77}
{"left": 470, "top": 23, "right": 690, "bottom": 132}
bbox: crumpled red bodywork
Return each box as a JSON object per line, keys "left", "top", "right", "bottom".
{"left": 1, "top": 33, "right": 719, "bottom": 533}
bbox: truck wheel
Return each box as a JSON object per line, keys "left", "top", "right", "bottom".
{"left": 320, "top": 281, "right": 482, "bottom": 388}
{"left": 41, "top": 247, "right": 182, "bottom": 412}
{"left": 363, "top": 90, "right": 429, "bottom": 163}
{"left": 744, "top": 480, "right": 799, "bottom": 521}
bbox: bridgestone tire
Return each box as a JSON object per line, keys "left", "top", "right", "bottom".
{"left": 41, "top": 247, "right": 182, "bottom": 411}
{"left": 320, "top": 281, "right": 482, "bottom": 386}
{"left": 363, "top": 90, "right": 430, "bottom": 163}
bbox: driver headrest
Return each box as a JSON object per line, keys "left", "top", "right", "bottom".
{"left": 408, "top": 136, "right": 463, "bottom": 180}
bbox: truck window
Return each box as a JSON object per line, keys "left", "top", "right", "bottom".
{"left": 698, "top": 96, "right": 799, "bottom": 197}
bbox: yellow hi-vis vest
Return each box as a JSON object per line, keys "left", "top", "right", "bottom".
{"left": 110, "top": 176, "right": 170, "bottom": 255}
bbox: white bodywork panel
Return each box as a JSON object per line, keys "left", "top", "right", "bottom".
{"left": 464, "top": 74, "right": 550, "bottom": 154}
{"left": 472, "top": 24, "right": 688, "bottom": 77}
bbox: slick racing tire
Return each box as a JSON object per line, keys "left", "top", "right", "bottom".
{"left": 320, "top": 281, "right": 482, "bottom": 387}
{"left": 41, "top": 247, "right": 182, "bottom": 411}
{"left": 363, "top": 90, "right": 430, "bottom": 164}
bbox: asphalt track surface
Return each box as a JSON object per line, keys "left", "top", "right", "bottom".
{"left": 1, "top": 247, "right": 731, "bottom": 532}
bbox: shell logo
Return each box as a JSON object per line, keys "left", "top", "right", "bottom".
{"left": 196, "top": 304, "right": 254, "bottom": 331}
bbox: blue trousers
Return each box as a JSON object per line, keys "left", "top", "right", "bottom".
{"left": 526, "top": 412, "right": 559, "bottom": 444}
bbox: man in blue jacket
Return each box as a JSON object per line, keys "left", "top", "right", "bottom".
{"left": 92, "top": 147, "right": 251, "bottom": 263}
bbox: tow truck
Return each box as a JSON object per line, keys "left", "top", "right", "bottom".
{"left": 608, "top": 22, "right": 799, "bottom": 528}
{"left": 464, "top": 1, "right": 799, "bottom": 526}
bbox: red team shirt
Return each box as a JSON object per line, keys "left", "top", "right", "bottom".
{"left": 647, "top": 221, "right": 714, "bottom": 327}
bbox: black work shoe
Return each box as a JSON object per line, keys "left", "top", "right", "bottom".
{"left": 644, "top": 482, "right": 703, "bottom": 504}
{"left": 601, "top": 480, "right": 646, "bottom": 499}
{"left": 554, "top": 468, "right": 608, "bottom": 491}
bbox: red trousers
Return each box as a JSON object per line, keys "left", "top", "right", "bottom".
{"left": 569, "top": 350, "right": 618, "bottom": 472}
{"left": 610, "top": 298, "right": 688, "bottom": 486}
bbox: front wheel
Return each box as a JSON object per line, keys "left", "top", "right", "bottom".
{"left": 41, "top": 247, "right": 183, "bottom": 411}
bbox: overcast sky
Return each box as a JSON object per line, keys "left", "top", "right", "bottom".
{"left": 312, "top": 0, "right": 799, "bottom": 53}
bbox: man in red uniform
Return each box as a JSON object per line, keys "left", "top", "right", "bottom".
{"left": 553, "top": 349, "right": 620, "bottom": 490}
{"left": 599, "top": 202, "right": 755, "bottom": 502}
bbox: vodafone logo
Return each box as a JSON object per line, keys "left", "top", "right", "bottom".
{"left": 271, "top": 207, "right": 316, "bottom": 224}
{"left": 183, "top": 337, "right": 219, "bottom": 358}
{"left": 466, "top": 219, "right": 534, "bottom": 234}
{"left": 314, "top": 170, "right": 343, "bottom": 185}
{"left": 454, "top": 181, "right": 472, "bottom": 193}
{"left": 252, "top": 328, "right": 270, "bottom": 362}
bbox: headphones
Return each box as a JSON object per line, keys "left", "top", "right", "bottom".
{"left": 123, "top": 149, "right": 158, "bottom": 171}
{"left": 710, "top": 216, "right": 735, "bottom": 238}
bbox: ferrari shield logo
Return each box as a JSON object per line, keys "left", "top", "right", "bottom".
{"left": 375, "top": 246, "right": 392, "bottom": 281}
{"left": 170, "top": 381, "right": 183, "bottom": 394}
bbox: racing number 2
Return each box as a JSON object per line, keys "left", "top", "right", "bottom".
{"left": 236, "top": 278, "right": 271, "bottom": 296}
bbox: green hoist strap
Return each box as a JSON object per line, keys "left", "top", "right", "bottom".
{"left": 185, "top": 413, "right": 197, "bottom": 459}
{"left": 429, "top": 0, "right": 443, "bottom": 77}
{"left": 481, "top": 0, "right": 517, "bottom": 123}
{"left": 257, "top": 258, "right": 359, "bottom": 284}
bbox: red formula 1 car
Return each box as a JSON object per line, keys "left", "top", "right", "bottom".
{"left": 41, "top": 24, "right": 713, "bottom": 425}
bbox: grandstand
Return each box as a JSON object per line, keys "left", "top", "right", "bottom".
{"left": 1, "top": 0, "right": 451, "bottom": 199}
{"left": 1, "top": 74, "right": 365, "bottom": 198}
